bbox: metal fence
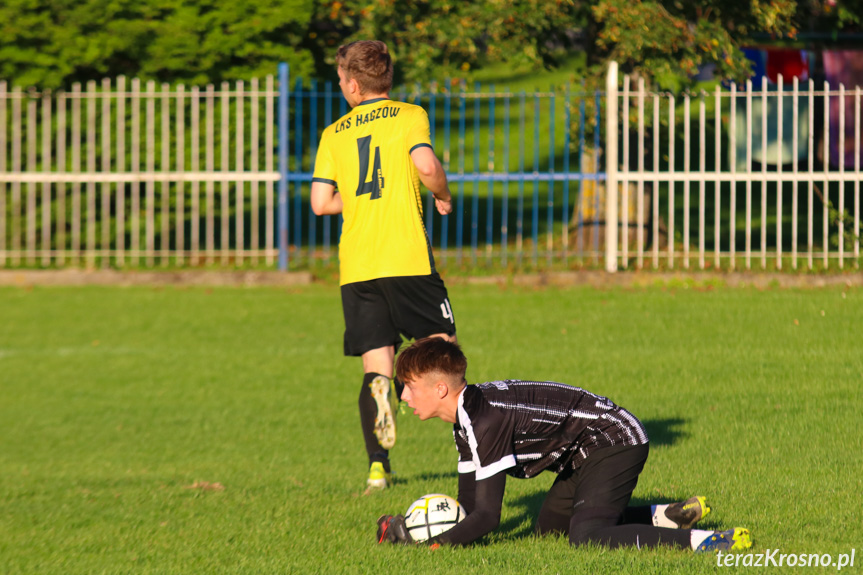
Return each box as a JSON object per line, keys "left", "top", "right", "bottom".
{"left": 1, "top": 62, "right": 861, "bottom": 272}
{"left": 606, "top": 63, "right": 862, "bottom": 272}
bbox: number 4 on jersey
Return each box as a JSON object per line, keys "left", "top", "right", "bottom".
{"left": 440, "top": 298, "right": 454, "bottom": 324}
{"left": 355, "top": 135, "right": 384, "bottom": 199}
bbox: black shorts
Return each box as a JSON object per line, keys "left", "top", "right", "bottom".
{"left": 341, "top": 273, "right": 456, "bottom": 357}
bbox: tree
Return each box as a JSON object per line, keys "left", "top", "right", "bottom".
{"left": 0, "top": 0, "right": 316, "bottom": 89}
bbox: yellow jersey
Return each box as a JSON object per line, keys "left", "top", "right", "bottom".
{"left": 312, "top": 98, "right": 436, "bottom": 285}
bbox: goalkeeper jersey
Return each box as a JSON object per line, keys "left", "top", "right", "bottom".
{"left": 453, "top": 380, "right": 649, "bottom": 480}
{"left": 312, "top": 98, "right": 435, "bottom": 286}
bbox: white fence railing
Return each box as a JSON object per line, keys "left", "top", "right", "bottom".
{"left": 605, "top": 65, "right": 862, "bottom": 272}
{"left": 0, "top": 76, "right": 279, "bottom": 269}
{"left": 2, "top": 64, "right": 861, "bottom": 272}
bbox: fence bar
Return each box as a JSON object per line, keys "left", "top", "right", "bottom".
{"left": 745, "top": 79, "right": 752, "bottom": 269}
{"left": 823, "top": 81, "right": 830, "bottom": 269}
{"left": 176, "top": 84, "right": 186, "bottom": 265}
{"left": 729, "top": 83, "right": 736, "bottom": 269}
{"left": 250, "top": 78, "right": 260, "bottom": 264}
{"left": 145, "top": 81, "right": 155, "bottom": 266}
{"left": 71, "top": 83, "right": 81, "bottom": 265}
{"left": 576, "top": 93, "right": 585, "bottom": 259}
{"left": 760, "top": 76, "right": 768, "bottom": 269}
{"left": 307, "top": 79, "right": 316, "bottom": 263}
{"left": 668, "top": 94, "right": 676, "bottom": 268}
{"left": 205, "top": 84, "right": 215, "bottom": 263}
{"left": 502, "top": 91, "right": 510, "bottom": 266}
{"left": 277, "top": 63, "right": 288, "bottom": 271}
{"left": 838, "top": 84, "right": 845, "bottom": 268}
{"left": 605, "top": 62, "right": 618, "bottom": 272}
{"left": 792, "top": 78, "right": 799, "bottom": 269}
{"left": 532, "top": 92, "right": 541, "bottom": 266}
{"left": 472, "top": 82, "right": 480, "bottom": 266}
{"left": 41, "top": 91, "right": 52, "bottom": 266}
{"left": 236, "top": 80, "right": 245, "bottom": 265}
{"left": 131, "top": 79, "right": 141, "bottom": 266}
{"left": 621, "top": 76, "right": 630, "bottom": 268}
{"left": 221, "top": 82, "right": 230, "bottom": 264}
{"left": 856, "top": 86, "right": 861, "bottom": 266}
{"left": 457, "top": 84, "right": 465, "bottom": 264}
{"left": 635, "top": 77, "right": 645, "bottom": 269}
{"left": 116, "top": 76, "right": 126, "bottom": 266}
{"left": 699, "top": 93, "right": 706, "bottom": 270}
{"left": 714, "top": 85, "right": 721, "bottom": 270}
{"left": 191, "top": 86, "right": 200, "bottom": 265}
{"left": 808, "top": 79, "right": 815, "bottom": 270}
{"left": 101, "top": 78, "right": 112, "bottom": 267}
{"left": 293, "top": 79, "right": 302, "bottom": 256}
{"left": 27, "top": 90, "right": 36, "bottom": 265}
{"left": 593, "top": 91, "right": 601, "bottom": 263}
{"left": 86, "top": 81, "right": 96, "bottom": 268}
{"left": 0, "top": 82, "right": 6, "bottom": 267}
{"left": 57, "top": 91, "right": 67, "bottom": 266}
{"left": 441, "top": 80, "right": 451, "bottom": 261}
{"left": 488, "top": 85, "right": 496, "bottom": 265}
{"left": 547, "top": 88, "right": 555, "bottom": 267}
{"left": 561, "top": 84, "right": 570, "bottom": 265}
{"left": 776, "top": 76, "right": 783, "bottom": 269}
{"left": 266, "top": 74, "right": 275, "bottom": 266}
{"left": 161, "top": 83, "right": 171, "bottom": 265}
{"left": 683, "top": 92, "right": 691, "bottom": 268}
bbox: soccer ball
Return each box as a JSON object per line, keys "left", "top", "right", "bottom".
{"left": 404, "top": 493, "right": 467, "bottom": 542}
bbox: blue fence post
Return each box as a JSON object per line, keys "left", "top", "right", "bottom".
{"left": 308, "top": 79, "right": 317, "bottom": 260}
{"left": 502, "top": 91, "right": 510, "bottom": 266}
{"left": 323, "top": 81, "right": 332, "bottom": 259}
{"left": 471, "top": 82, "right": 481, "bottom": 265}
{"left": 278, "top": 63, "right": 289, "bottom": 271}
{"left": 548, "top": 86, "right": 556, "bottom": 267}
{"left": 457, "top": 81, "right": 466, "bottom": 264}
{"left": 593, "top": 89, "right": 601, "bottom": 263}
{"left": 487, "top": 84, "right": 495, "bottom": 265}
{"left": 293, "top": 78, "right": 304, "bottom": 256}
{"left": 517, "top": 91, "right": 526, "bottom": 267}
{"left": 427, "top": 83, "right": 435, "bottom": 241}
{"left": 442, "top": 79, "right": 451, "bottom": 261}
{"left": 563, "top": 83, "right": 571, "bottom": 265}
{"left": 577, "top": 87, "right": 586, "bottom": 259}
{"left": 532, "top": 91, "right": 540, "bottom": 267}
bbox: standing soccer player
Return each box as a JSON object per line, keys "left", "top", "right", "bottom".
{"left": 377, "top": 338, "right": 753, "bottom": 553}
{"left": 311, "top": 40, "right": 457, "bottom": 493}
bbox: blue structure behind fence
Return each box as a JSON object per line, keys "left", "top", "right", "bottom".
{"left": 277, "top": 63, "right": 607, "bottom": 271}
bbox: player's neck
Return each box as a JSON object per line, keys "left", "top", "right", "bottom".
{"left": 353, "top": 92, "right": 390, "bottom": 107}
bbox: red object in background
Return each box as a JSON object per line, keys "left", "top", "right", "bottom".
{"left": 766, "top": 49, "right": 808, "bottom": 83}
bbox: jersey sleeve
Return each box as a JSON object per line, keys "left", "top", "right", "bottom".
{"left": 406, "top": 108, "right": 433, "bottom": 154}
{"left": 311, "top": 130, "right": 337, "bottom": 186}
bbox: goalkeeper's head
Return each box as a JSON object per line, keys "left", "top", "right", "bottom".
{"left": 396, "top": 337, "right": 467, "bottom": 423}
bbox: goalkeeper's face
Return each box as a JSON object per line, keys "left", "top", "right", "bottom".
{"left": 401, "top": 372, "right": 454, "bottom": 422}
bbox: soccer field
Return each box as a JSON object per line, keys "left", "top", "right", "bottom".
{"left": 1, "top": 282, "right": 860, "bottom": 574}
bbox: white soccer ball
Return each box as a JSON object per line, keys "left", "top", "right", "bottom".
{"left": 404, "top": 493, "right": 467, "bottom": 542}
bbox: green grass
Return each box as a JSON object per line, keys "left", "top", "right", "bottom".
{"left": 1, "top": 283, "right": 861, "bottom": 574}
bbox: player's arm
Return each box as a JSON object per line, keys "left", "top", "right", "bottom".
{"left": 426, "top": 471, "right": 506, "bottom": 546}
{"left": 310, "top": 180, "right": 343, "bottom": 216}
{"left": 410, "top": 146, "right": 453, "bottom": 215}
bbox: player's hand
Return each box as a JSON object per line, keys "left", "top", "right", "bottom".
{"left": 435, "top": 197, "right": 453, "bottom": 215}
{"left": 376, "top": 514, "right": 413, "bottom": 545}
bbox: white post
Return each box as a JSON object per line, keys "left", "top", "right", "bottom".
{"left": 605, "top": 62, "right": 619, "bottom": 272}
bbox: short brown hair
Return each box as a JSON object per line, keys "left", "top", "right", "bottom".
{"left": 336, "top": 40, "right": 394, "bottom": 95}
{"left": 396, "top": 337, "right": 467, "bottom": 385}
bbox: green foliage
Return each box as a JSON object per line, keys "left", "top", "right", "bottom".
{"left": 309, "top": 0, "right": 584, "bottom": 84}
{"left": 0, "top": 0, "right": 316, "bottom": 89}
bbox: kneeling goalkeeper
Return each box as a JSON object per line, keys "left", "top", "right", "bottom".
{"left": 376, "top": 338, "right": 751, "bottom": 552}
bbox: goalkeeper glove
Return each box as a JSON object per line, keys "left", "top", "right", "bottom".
{"left": 376, "top": 514, "right": 413, "bottom": 545}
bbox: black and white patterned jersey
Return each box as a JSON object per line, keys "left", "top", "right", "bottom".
{"left": 453, "top": 380, "right": 649, "bottom": 480}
